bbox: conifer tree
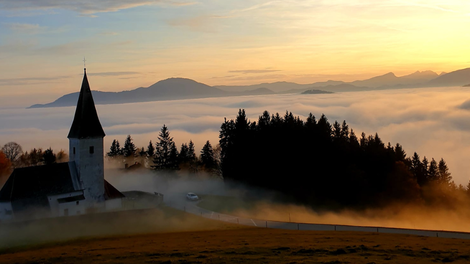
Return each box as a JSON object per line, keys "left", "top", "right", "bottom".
{"left": 108, "top": 139, "right": 120, "bottom": 157}
{"left": 146, "top": 140, "right": 155, "bottom": 157}
{"left": 123, "top": 135, "right": 136, "bottom": 157}
{"left": 43, "top": 148, "right": 56, "bottom": 165}
{"left": 200, "top": 140, "right": 216, "bottom": 170}
{"left": 168, "top": 142, "right": 180, "bottom": 170}
{"left": 188, "top": 140, "right": 196, "bottom": 162}
{"left": 179, "top": 143, "right": 189, "bottom": 163}
{"left": 428, "top": 158, "right": 439, "bottom": 181}
{"left": 153, "top": 125, "right": 176, "bottom": 170}
{"left": 438, "top": 158, "right": 452, "bottom": 185}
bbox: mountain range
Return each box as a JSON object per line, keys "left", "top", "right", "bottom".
{"left": 29, "top": 67, "right": 470, "bottom": 108}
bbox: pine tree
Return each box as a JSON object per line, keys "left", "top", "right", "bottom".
{"left": 428, "top": 158, "right": 439, "bottom": 181}
{"left": 107, "top": 139, "right": 120, "bottom": 157}
{"left": 179, "top": 143, "right": 189, "bottom": 163}
{"left": 153, "top": 125, "right": 176, "bottom": 170}
{"left": 187, "top": 140, "right": 196, "bottom": 162}
{"left": 43, "top": 148, "right": 56, "bottom": 165}
{"left": 139, "top": 147, "right": 146, "bottom": 157}
{"left": 168, "top": 142, "right": 180, "bottom": 170}
{"left": 146, "top": 140, "right": 155, "bottom": 157}
{"left": 438, "top": 158, "right": 452, "bottom": 185}
{"left": 122, "top": 135, "right": 136, "bottom": 157}
{"left": 200, "top": 140, "right": 216, "bottom": 170}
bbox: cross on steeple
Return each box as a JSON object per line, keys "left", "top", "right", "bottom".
{"left": 83, "top": 57, "right": 86, "bottom": 71}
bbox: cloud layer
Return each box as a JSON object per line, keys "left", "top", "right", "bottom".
{"left": 0, "top": 0, "right": 188, "bottom": 14}
{"left": 2, "top": 87, "right": 470, "bottom": 185}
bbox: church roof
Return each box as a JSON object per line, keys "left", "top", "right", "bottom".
{"left": 0, "top": 162, "right": 76, "bottom": 210}
{"left": 68, "top": 68, "right": 105, "bottom": 139}
{"left": 104, "top": 180, "right": 126, "bottom": 200}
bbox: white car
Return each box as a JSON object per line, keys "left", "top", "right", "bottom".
{"left": 186, "top": 192, "right": 199, "bottom": 201}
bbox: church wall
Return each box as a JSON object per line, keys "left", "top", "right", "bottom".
{"left": 48, "top": 191, "right": 84, "bottom": 217}
{"left": 105, "top": 198, "right": 122, "bottom": 211}
{"left": 58, "top": 201, "right": 86, "bottom": 217}
{"left": 70, "top": 138, "right": 105, "bottom": 203}
{"left": 0, "top": 202, "right": 13, "bottom": 221}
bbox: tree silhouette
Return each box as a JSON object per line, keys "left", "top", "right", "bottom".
{"left": 146, "top": 140, "right": 155, "bottom": 157}
{"left": 153, "top": 125, "right": 177, "bottom": 170}
{"left": 42, "top": 148, "right": 56, "bottom": 165}
{"left": 1, "top": 142, "right": 22, "bottom": 165}
{"left": 200, "top": 140, "right": 217, "bottom": 171}
{"left": 122, "top": 135, "right": 136, "bottom": 157}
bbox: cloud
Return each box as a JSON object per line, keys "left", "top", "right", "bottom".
{"left": 229, "top": 69, "right": 281, "bottom": 74}
{"left": 0, "top": 75, "right": 72, "bottom": 85}
{"left": 0, "top": 0, "right": 194, "bottom": 15}
{"left": 88, "top": 72, "right": 140, "bottom": 77}
{"left": 4, "top": 22, "right": 43, "bottom": 32}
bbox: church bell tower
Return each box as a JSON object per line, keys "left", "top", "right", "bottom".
{"left": 68, "top": 68, "right": 106, "bottom": 202}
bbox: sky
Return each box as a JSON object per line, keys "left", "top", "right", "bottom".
{"left": 1, "top": 0, "right": 470, "bottom": 107}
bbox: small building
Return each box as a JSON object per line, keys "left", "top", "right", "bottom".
{"left": 0, "top": 68, "right": 124, "bottom": 221}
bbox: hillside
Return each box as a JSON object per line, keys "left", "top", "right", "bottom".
{"left": 427, "top": 68, "right": 470, "bottom": 87}
{"left": 29, "top": 67, "right": 470, "bottom": 108}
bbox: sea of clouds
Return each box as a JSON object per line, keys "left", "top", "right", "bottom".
{"left": 2, "top": 86, "right": 470, "bottom": 185}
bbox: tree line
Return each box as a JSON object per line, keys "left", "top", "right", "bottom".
{"left": 106, "top": 125, "right": 219, "bottom": 175}
{"left": 219, "top": 109, "right": 466, "bottom": 208}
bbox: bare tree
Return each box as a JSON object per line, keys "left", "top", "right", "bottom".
{"left": 1, "top": 142, "right": 23, "bottom": 163}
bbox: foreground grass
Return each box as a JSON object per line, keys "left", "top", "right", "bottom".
{"left": 2, "top": 228, "right": 470, "bottom": 263}
{"left": 0, "top": 204, "right": 241, "bottom": 251}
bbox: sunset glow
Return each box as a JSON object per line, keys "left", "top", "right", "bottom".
{"left": 1, "top": 0, "right": 469, "bottom": 105}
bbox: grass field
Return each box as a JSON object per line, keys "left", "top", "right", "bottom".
{"left": 2, "top": 227, "right": 470, "bottom": 263}
{"left": 3, "top": 194, "right": 470, "bottom": 263}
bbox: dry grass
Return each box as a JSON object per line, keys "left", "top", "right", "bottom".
{"left": 2, "top": 227, "right": 470, "bottom": 263}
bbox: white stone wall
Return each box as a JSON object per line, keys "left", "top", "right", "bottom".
{"left": 69, "top": 137, "right": 105, "bottom": 202}
{"left": 0, "top": 202, "right": 13, "bottom": 221}
{"left": 58, "top": 201, "right": 86, "bottom": 217}
{"left": 48, "top": 191, "right": 84, "bottom": 217}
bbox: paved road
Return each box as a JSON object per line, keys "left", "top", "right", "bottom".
{"left": 165, "top": 195, "right": 470, "bottom": 240}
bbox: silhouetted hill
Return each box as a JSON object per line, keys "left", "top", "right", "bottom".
{"left": 30, "top": 78, "right": 229, "bottom": 108}
{"left": 301, "top": 90, "right": 334, "bottom": 94}
{"left": 464, "top": 84, "right": 470, "bottom": 87}
{"left": 427, "top": 68, "right": 470, "bottom": 87}
{"left": 29, "top": 67, "right": 470, "bottom": 108}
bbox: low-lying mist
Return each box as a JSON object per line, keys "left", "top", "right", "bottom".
{"left": 2, "top": 87, "right": 470, "bottom": 185}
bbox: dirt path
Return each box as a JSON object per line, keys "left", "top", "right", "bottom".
{"left": 2, "top": 228, "right": 470, "bottom": 263}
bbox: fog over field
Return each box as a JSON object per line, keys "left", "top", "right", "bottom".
{"left": 2, "top": 86, "right": 470, "bottom": 184}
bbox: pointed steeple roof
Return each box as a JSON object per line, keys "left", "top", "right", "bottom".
{"left": 68, "top": 68, "right": 105, "bottom": 139}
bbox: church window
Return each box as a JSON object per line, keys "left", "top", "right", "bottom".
{"left": 73, "top": 147, "right": 76, "bottom": 154}
{"left": 90, "top": 146, "right": 94, "bottom": 154}
{"left": 76, "top": 201, "right": 79, "bottom": 205}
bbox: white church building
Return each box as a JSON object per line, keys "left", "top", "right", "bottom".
{"left": 0, "top": 68, "right": 124, "bottom": 221}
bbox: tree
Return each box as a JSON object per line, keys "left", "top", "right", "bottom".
{"left": 0, "top": 151, "right": 12, "bottom": 177}
{"left": 56, "top": 150, "right": 69, "bottom": 163}
{"left": 428, "top": 158, "right": 439, "bottom": 182}
{"left": 2, "top": 142, "right": 23, "bottom": 165}
{"left": 42, "top": 148, "right": 56, "bottom": 165}
{"left": 146, "top": 140, "right": 155, "bottom": 157}
{"left": 187, "top": 140, "right": 196, "bottom": 162}
{"left": 153, "top": 125, "right": 177, "bottom": 170}
{"left": 138, "top": 147, "right": 145, "bottom": 157}
{"left": 122, "top": 135, "right": 136, "bottom": 157}
{"left": 179, "top": 143, "right": 189, "bottom": 163}
{"left": 438, "top": 158, "right": 452, "bottom": 185}
{"left": 200, "top": 140, "right": 217, "bottom": 170}
{"left": 107, "top": 139, "right": 120, "bottom": 157}
{"left": 168, "top": 142, "right": 180, "bottom": 170}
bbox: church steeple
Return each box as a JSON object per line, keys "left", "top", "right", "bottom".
{"left": 68, "top": 68, "right": 105, "bottom": 139}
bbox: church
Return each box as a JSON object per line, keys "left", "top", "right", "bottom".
{"left": 0, "top": 68, "right": 124, "bottom": 221}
